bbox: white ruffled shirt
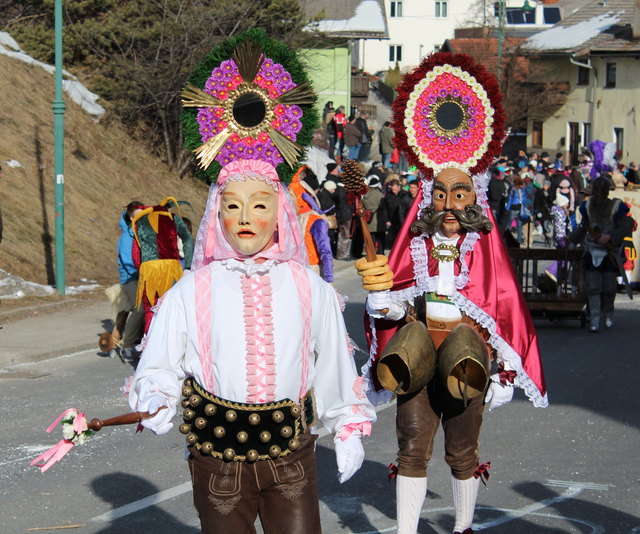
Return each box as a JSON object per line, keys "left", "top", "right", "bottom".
{"left": 129, "top": 259, "right": 375, "bottom": 436}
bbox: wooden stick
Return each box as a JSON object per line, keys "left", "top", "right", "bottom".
{"left": 355, "top": 196, "right": 378, "bottom": 262}
{"left": 86, "top": 407, "right": 166, "bottom": 431}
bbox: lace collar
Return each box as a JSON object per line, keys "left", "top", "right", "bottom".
{"left": 221, "top": 258, "right": 278, "bottom": 277}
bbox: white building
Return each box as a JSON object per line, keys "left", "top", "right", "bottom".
{"left": 355, "top": 0, "right": 475, "bottom": 73}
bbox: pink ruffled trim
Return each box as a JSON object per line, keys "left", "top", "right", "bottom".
{"left": 195, "top": 268, "right": 216, "bottom": 393}
{"left": 218, "top": 159, "right": 279, "bottom": 187}
{"left": 290, "top": 263, "right": 312, "bottom": 400}
{"left": 336, "top": 421, "right": 372, "bottom": 441}
{"left": 242, "top": 274, "right": 277, "bottom": 403}
{"left": 352, "top": 376, "right": 367, "bottom": 399}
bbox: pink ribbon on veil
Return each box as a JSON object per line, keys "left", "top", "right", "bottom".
{"left": 30, "top": 408, "right": 88, "bottom": 473}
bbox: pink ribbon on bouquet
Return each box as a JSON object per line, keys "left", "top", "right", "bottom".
{"left": 30, "top": 408, "right": 88, "bottom": 473}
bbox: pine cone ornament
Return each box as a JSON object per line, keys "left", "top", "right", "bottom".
{"left": 341, "top": 159, "right": 367, "bottom": 196}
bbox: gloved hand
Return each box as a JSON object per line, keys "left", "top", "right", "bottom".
{"left": 334, "top": 434, "right": 365, "bottom": 483}
{"left": 355, "top": 255, "right": 394, "bottom": 291}
{"left": 139, "top": 394, "right": 175, "bottom": 435}
{"left": 484, "top": 374, "right": 514, "bottom": 411}
{"left": 367, "top": 289, "right": 391, "bottom": 312}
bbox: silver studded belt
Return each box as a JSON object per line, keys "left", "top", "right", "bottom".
{"left": 179, "top": 378, "right": 305, "bottom": 462}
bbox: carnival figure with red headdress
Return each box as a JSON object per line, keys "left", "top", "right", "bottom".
{"left": 354, "top": 53, "right": 547, "bottom": 534}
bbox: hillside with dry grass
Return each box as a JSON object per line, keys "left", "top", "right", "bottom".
{"left": 0, "top": 54, "right": 208, "bottom": 286}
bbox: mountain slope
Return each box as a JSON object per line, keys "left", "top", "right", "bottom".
{"left": 0, "top": 53, "right": 208, "bottom": 285}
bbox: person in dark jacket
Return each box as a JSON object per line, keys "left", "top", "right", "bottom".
{"left": 379, "top": 122, "right": 395, "bottom": 169}
{"left": 344, "top": 115, "right": 362, "bottom": 161}
{"left": 487, "top": 167, "right": 509, "bottom": 227}
{"left": 380, "top": 178, "right": 409, "bottom": 249}
{"left": 356, "top": 112, "right": 373, "bottom": 162}
{"left": 332, "top": 181, "right": 354, "bottom": 260}
{"left": 116, "top": 201, "right": 145, "bottom": 361}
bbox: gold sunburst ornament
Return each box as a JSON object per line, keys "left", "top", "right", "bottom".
{"left": 181, "top": 39, "right": 315, "bottom": 171}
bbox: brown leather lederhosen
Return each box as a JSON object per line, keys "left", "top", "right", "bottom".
{"left": 396, "top": 293, "right": 490, "bottom": 480}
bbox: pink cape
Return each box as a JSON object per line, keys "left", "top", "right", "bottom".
{"left": 365, "top": 186, "right": 547, "bottom": 407}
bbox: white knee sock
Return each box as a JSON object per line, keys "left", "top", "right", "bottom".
{"left": 451, "top": 475, "right": 480, "bottom": 532}
{"left": 396, "top": 475, "right": 427, "bottom": 534}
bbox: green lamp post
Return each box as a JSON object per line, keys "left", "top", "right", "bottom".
{"left": 497, "top": 0, "right": 535, "bottom": 83}
{"left": 53, "top": 0, "right": 66, "bottom": 295}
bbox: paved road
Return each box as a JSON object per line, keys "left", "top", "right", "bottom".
{"left": 1, "top": 262, "right": 639, "bottom": 533}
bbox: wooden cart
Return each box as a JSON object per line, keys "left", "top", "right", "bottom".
{"left": 508, "top": 247, "right": 587, "bottom": 326}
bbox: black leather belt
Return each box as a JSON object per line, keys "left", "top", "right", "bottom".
{"left": 179, "top": 378, "right": 308, "bottom": 462}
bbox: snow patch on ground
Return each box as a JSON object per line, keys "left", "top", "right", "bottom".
{"left": 0, "top": 31, "right": 105, "bottom": 117}
{"left": 0, "top": 269, "right": 100, "bottom": 299}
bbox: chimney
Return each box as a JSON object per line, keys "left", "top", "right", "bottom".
{"left": 634, "top": 0, "right": 640, "bottom": 40}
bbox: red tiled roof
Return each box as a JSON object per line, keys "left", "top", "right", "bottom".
{"left": 442, "top": 38, "right": 529, "bottom": 80}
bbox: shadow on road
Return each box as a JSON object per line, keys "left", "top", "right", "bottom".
{"left": 519, "top": 305, "right": 640, "bottom": 429}
{"left": 90, "top": 472, "right": 198, "bottom": 534}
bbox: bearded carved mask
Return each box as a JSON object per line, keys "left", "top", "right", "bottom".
{"left": 411, "top": 169, "right": 493, "bottom": 237}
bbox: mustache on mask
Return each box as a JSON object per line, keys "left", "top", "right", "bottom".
{"left": 411, "top": 205, "right": 494, "bottom": 235}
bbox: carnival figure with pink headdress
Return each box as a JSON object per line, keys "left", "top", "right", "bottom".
{"left": 354, "top": 53, "right": 547, "bottom": 534}
{"left": 125, "top": 30, "right": 375, "bottom": 533}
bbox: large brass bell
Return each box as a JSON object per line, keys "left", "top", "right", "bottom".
{"left": 236, "top": 431, "right": 249, "bottom": 443}
{"left": 223, "top": 448, "right": 236, "bottom": 461}
{"left": 182, "top": 385, "right": 194, "bottom": 398}
{"left": 183, "top": 408, "right": 196, "bottom": 420}
{"left": 225, "top": 410, "right": 237, "bottom": 423}
{"left": 213, "top": 426, "right": 226, "bottom": 438}
{"left": 280, "top": 426, "right": 293, "bottom": 438}
{"left": 377, "top": 320, "right": 436, "bottom": 395}
{"left": 269, "top": 445, "right": 282, "bottom": 459}
{"left": 201, "top": 442, "right": 214, "bottom": 455}
{"left": 179, "top": 423, "right": 192, "bottom": 434}
{"left": 437, "top": 323, "right": 490, "bottom": 403}
{"left": 186, "top": 432, "right": 198, "bottom": 445}
{"left": 272, "top": 410, "right": 284, "bottom": 423}
{"left": 259, "top": 431, "right": 271, "bottom": 443}
{"left": 189, "top": 394, "right": 202, "bottom": 407}
{"left": 204, "top": 404, "right": 217, "bottom": 416}
{"left": 195, "top": 417, "right": 207, "bottom": 430}
{"left": 246, "top": 449, "right": 259, "bottom": 462}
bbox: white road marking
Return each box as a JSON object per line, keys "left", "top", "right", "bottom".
{"left": 91, "top": 482, "right": 192, "bottom": 522}
{"left": 4, "top": 348, "right": 96, "bottom": 370}
{"left": 474, "top": 480, "right": 610, "bottom": 530}
{"left": 347, "top": 506, "right": 606, "bottom": 534}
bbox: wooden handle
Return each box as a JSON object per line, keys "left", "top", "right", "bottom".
{"left": 355, "top": 197, "right": 378, "bottom": 262}
{"left": 87, "top": 407, "right": 167, "bottom": 431}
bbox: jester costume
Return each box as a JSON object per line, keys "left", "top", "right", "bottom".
{"left": 289, "top": 165, "right": 334, "bottom": 281}
{"left": 131, "top": 197, "right": 194, "bottom": 333}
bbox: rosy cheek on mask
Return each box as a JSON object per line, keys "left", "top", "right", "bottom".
{"left": 255, "top": 218, "right": 270, "bottom": 230}
{"left": 222, "top": 216, "right": 235, "bottom": 229}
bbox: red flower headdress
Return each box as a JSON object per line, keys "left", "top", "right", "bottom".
{"left": 392, "top": 52, "right": 506, "bottom": 180}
